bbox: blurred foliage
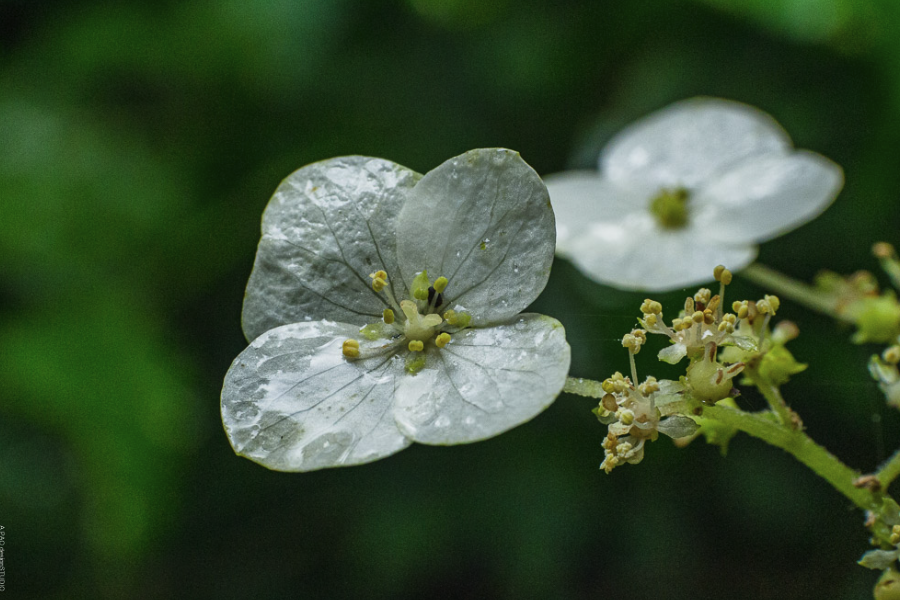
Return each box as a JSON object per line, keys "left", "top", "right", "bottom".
{"left": 1, "top": 0, "right": 899, "bottom": 598}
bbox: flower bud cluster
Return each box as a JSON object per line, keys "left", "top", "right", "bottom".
{"left": 816, "top": 243, "right": 900, "bottom": 344}
{"left": 870, "top": 340, "right": 900, "bottom": 409}
{"left": 595, "top": 372, "right": 664, "bottom": 473}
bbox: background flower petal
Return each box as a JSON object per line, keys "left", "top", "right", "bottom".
{"left": 561, "top": 213, "right": 758, "bottom": 291}
{"left": 222, "top": 321, "right": 411, "bottom": 472}
{"left": 392, "top": 314, "right": 570, "bottom": 445}
{"left": 396, "top": 149, "right": 555, "bottom": 325}
{"left": 242, "top": 156, "right": 421, "bottom": 341}
{"left": 601, "top": 98, "right": 791, "bottom": 194}
{"left": 694, "top": 150, "right": 844, "bottom": 244}
{"left": 544, "top": 171, "right": 644, "bottom": 255}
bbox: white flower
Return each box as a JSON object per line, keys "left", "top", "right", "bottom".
{"left": 546, "top": 98, "right": 844, "bottom": 291}
{"left": 222, "top": 148, "right": 571, "bottom": 472}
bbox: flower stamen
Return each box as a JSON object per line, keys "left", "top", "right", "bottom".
{"left": 342, "top": 338, "right": 360, "bottom": 358}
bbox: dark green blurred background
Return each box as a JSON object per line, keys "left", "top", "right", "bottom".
{"left": 2, "top": 0, "right": 900, "bottom": 598}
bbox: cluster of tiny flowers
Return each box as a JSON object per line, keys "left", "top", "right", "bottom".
{"left": 596, "top": 368, "right": 664, "bottom": 473}
{"left": 815, "top": 242, "right": 900, "bottom": 344}
{"left": 595, "top": 328, "right": 698, "bottom": 473}
{"left": 639, "top": 267, "right": 755, "bottom": 403}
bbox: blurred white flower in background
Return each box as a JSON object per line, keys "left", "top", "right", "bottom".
{"left": 545, "top": 98, "right": 844, "bottom": 291}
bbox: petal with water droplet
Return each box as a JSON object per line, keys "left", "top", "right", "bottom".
{"left": 242, "top": 156, "right": 421, "bottom": 341}
{"left": 393, "top": 314, "right": 570, "bottom": 444}
{"left": 222, "top": 321, "right": 410, "bottom": 472}
{"left": 396, "top": 149, "right": 555, "bottom": 325}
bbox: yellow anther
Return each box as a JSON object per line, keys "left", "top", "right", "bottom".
{"left": 714, "top": 265, "right": 733, "bottom": 285}
{"left": 369, "top": 270, "right": 388, "bottom": 292}
{"left": 443, "top": 309, "right": 457, "bottom": 325}
{"left": 764, "top": 294, "right": 780, "bottom": 314}
{"left": 622, "top": 334, "right": 641, "bottom": 352}
{"left": 644, "top": 314, "right": 658, "bottom": 327}
{"left": 408, "top": 340, "right": 424, "bottom": 352}
{"left": 692, "top": 311, "right": 704, "bottom": 323}
{"left": 672, "top": 317, "right": 684, "bottom": 330}
{"left": 703, "top": 310, "right": 715, "bottom": 325}
{"left": 884, "top": 345, "right": 900, "bottom": 365}
{"left": 601, "top": 393, "right": 618, "bottom": 412}
{"left": 342, "top": 339, "right": 360, "bottom": 358}
{"left": 707, "top": 295, "right": 721, "bottom": 313}
{"left": 640, "top": 299, "right": 662, "bottom": 315}
{"left": 435, "top": 332, "right": 451, "bottom": 348}
{"left": 717, "top": 321, "right": 734, "bottom": 334}
{"left": 694, "top": 288, "right": 711, "bottom": 305}
{"left": 757, "top": 299, "right": 771, "bottom": 315}
{"left": 383, "top": 309, "right": 395, "bottom": 324}
{"left": 618, "top": 410, "right": 635, "bottom": 425}
{"left": 601, "top": 379, "right": 616, "bottom": 394}
{"left": 639, "top": 376, "right": 660, "bottom": 395}
{"left": 434, "top": 276, "right": 449, "bottom": 293}
{"left": 413, "top": 287, "right": 428, "bottom": 300}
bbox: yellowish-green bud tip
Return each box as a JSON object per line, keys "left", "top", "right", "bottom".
{"left": 434, "top": 276, "right": 449, "bottom": 293}
{"left": 884, "top": 346, "right": 900, "bottom": 365}
{"left": 874, "top": 242, "right": 897, "bottom": 259}
{"left": 408, "top": 340, "right": 424, "bottom": 352}
{"left": 383, "top": 309, "right": 395, "bottom": 324}
{"left": 435, "top": 332, "right": 451, "bottom": 348}
{"left": 342, "top": 338, "right": 360, "bottom": 358}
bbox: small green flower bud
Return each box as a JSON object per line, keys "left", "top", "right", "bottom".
{"left": 875, "top": 569, "right": 900, "bottom": 600}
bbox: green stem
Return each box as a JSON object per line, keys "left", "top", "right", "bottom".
{"left": 699, "top": 402, "right": 876, "bottom": 511}
{"left": 741, "top": 263, "right": 850, "bottom": 322}
{"left": 563, "top": 376, "right": 605, "bottom": 399}
{"left": 877, "top": 448, "right": 900, "bottom": 489}
{"left": 744, "top": 366, "right": 794, "bottom": 427}
{"left": 566, "top": 374, "right": 877, "bottom": 511}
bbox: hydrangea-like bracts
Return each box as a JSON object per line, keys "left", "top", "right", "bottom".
{"left": 546, "top": 98, "right": 844, "bottom": 291}
{"left": 222, "top": 149, "right": 571, "bottom": 472}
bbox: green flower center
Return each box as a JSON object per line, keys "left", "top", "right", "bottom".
{"left": 650, "top": 188, "right": 690, "bottom": 230}
{"left": 344, "top": 268, "right": 473, "bottom": 373}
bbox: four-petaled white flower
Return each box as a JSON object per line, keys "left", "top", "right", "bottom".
{"left": 222, "top": 148, "right": 571, "bottom": 472}
{"left": 545, "top": 98, "right": 844, "bottom": 291}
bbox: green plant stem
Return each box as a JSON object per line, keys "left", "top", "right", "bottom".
{"left": 566, "top": 374, "right": 877, "bottom": 511}
{"left": 877, "top": 449, "right": 900, "bottom": 489}
{"left": 741, "top": 263, "right": 851, "bottom": 322}
{"left": 698, "top": 402, "right": 875, "bottom": 511}
{"left": 563, "top": 376, "right": 605, "bottom": 399}
{"left": 744, "top": 366, "right": 794, "bottom": 427}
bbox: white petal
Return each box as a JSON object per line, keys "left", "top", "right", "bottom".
{"left": 601, "top": 98, "right": 791, "bottom": 194}
{"left": 221, "top": 321, "right": 411, "bottom": 472}
{"left": 562, "top": 213, "right": 757, "bottom": 291}
{"left": 242, "top": 156, "right": 421, "bottom": 341}
{"left": 694, "top": 151, "right": 843, "bottom": 244}
{"left": 658, "top": 343, "right": 687, "bottom": 365}
{"left": 392, "top": 314, "right": 570, "bottom": 445}
{"left": 396, "top": 149, "right": 555, "bottom": 325}
{"left": 543, "top": 171, "right": 644, "bottom": 255}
